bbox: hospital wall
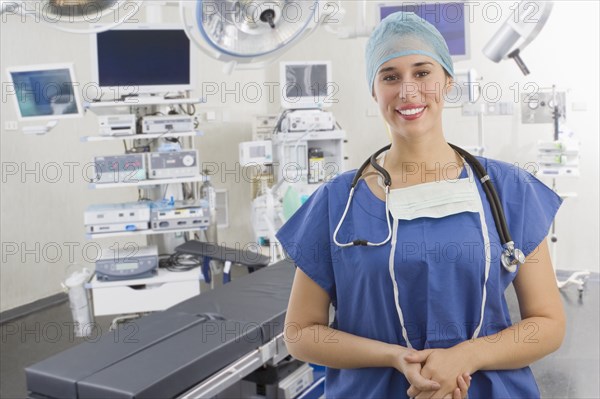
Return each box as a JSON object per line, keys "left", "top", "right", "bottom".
{"left": 0, "top": 1, "right": 598, "bottom": 312}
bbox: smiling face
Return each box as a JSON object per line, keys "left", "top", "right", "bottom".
{"left": 372, "top": 54, "right": 452, "bottom": 141}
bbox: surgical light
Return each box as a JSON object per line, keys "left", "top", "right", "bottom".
{"left": 180, "top": 0, "right": 324, "bottom": 71}
{"left": 3, "top": 0, "right": 142, "bottom": 34}
{"left": 46, "top": 0, "right": 118, "bottom": 19}
{"left": 483, "top": 0, "right": 553, "bottom": 75}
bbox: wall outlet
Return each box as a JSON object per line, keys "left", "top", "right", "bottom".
{"left": 5, "top": 121, "right": 18, "bottom": 131}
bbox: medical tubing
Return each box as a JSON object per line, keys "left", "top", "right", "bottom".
{"left": 333, "top": 186, "right": 392, "bottom": 247}
{"left": 352, "top": 156, "right": 373, "bottom": 187}
{"left": 480, "top": 176, "right": 508, "bottom": 244}
{"left": 339, "top": 144, "right": 511, "bottom": 344}
{"left": 474, "top": 168, "right": 510, "bottom": 244}
{"left": 375, "top": 187, "right": 394, "bottom": 247}
{"left": 346, "top": 143, "right": 514, "bottom": 253}
{"left": 352, "top": 143, "right": 391, "bottom": 188}
{"left": 374, "top": 142, "right": 509, "bottom": 244}
{"left": 486, "top": 180, "right": 512, "bottom": 243}
{"left": 457, "top": 143, "right": 511, "bottom": 243}
{"left": 372, "top": 142, "right": 510, "bottom": 245}
{"left": 370, "top": 155, "right": 391, "bottom": 187}
{"left": 333, "top": 188, "right": 358, "bottom": 247}
{"left": 467, "top": 147, "right": 512, "bottom": 243}
{"left": 388, "top": 218, "right": 413, "bottom": 349}
{"left": 449, "top": 144, "right": 510, "bottom": 244}
{"left": 370, "top": 144, "right": 393, "bottom": 187}
{"left": 492, "top": 189, "right": 511, "bottom": 243}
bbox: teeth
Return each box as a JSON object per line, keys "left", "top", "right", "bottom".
{"left": 399, "top": 107, "right": 425, "bottom": 116}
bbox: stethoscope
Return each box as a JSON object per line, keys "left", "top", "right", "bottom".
{"left": 333, "top": 143, "right": 526, "bottom": 273}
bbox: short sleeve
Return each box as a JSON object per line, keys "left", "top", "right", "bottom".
{"left": 276, "top": 183, "right": 336, "bottom": 303}
{"left": 496, "top": 162, "right": 563, "bottom": 259}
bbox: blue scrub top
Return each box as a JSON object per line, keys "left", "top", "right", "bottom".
{"left": 276, "top": 157, "right": 562, "bottom": 399}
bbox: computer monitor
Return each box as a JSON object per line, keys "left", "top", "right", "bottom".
{"left": 378, "top": 1, "right": 470, "bottom": 61}
{"left": 280, "top": 61, "right": 333, "bottom": 109}
{"left": 6, "top": 63, "right": 83, "bottom": 121}
{"left": 91, "top": 25, "right": 194, "bottom": 96}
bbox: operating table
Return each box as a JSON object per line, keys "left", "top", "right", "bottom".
{"left": 26, "top": 259, "right": 300, "bottom": 399}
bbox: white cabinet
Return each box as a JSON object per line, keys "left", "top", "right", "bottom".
{"left": 87, "top": 268, "right": 202, "bottom": 316}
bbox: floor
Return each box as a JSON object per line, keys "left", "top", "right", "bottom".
{"left": 505, "top": 270, "right": 600, "bottom": 398}
{"left": 1, "top": 270, "right": 598, "bottom": 399}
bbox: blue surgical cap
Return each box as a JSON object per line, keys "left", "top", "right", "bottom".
{"left": 366, "top": 11, "right": 455, "bottom": 94}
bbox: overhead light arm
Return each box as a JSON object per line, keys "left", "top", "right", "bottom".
{"left": 483, "top": 1, "right": 553, "bottom": 75}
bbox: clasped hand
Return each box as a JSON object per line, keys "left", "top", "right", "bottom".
{"left": 396, "top": 346, "right": 473, "bottom": 399}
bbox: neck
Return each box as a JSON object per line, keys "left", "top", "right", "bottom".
{"left": 385, "top": 133, "right": 460, "bottom": 171}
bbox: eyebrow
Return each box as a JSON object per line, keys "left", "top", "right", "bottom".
{"left": 378, "top": 62, "right": 434, "bottom": 74}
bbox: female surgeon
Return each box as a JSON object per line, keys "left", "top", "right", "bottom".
{"left": 276, "top": 11, "right": 566, "bottom": 399}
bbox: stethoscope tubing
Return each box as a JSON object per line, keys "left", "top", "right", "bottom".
{"left": 449, "top": 144, "right": 512, "bottom": 245}
{"left": 348, "top": 143, "right": 513, "bottom": 247}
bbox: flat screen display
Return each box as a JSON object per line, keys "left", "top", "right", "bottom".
{"left": 116, "top": 262, "right": 138, "bottom": 271}
{"left": 284, "top": 64, "right": 329, "bottom": 99}
{"left": 8, "top": 66, "right": 82, "bottom": 120}
{"left": 95, "top": 29, "right": 191, "bottom": 90}
{"left": 280, "top": 61, "right": 332, "bottom": 109}
{"left": 380, "top": 2, "right": 468, "bottom": 58}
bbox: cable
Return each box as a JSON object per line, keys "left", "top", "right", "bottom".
{"left": 178, "top": 103, "right": 196, "bottom": 116}
{"left": 159, "top": 253, "right": 202, "bottom": 272}
{"left": 182, "top": 183, "right": 195, "bottom": 200}
{"left": 161, "top": 184, "right": 170, "bottom": 200}
{"left": 145, "top": 129, "right": 173, "bottom": 148}
{"left": 164, "top": 92, "right": 186, "bottom": 100}
{"left": 273, "top": 109, "right": 293, "bottom": 135}
{"left": 137, "top": 189, "right": 152, "bottom": 202}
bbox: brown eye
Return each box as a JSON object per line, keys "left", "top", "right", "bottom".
{"left": 416, "top": 71, "right": 430, "bottom": 78}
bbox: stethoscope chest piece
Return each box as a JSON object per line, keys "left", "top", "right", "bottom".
{"left": 501, "top": 242, "right": 526, "bottom": 273}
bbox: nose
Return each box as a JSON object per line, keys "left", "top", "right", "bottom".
{"left": 398, "top": 79, "right": 420, "bottom": 100}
